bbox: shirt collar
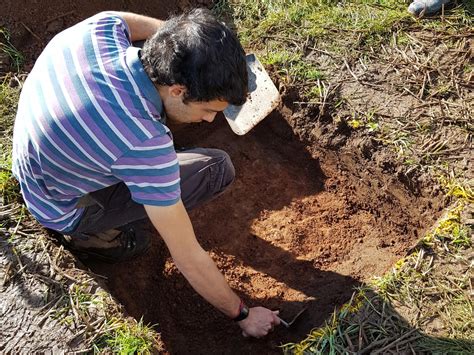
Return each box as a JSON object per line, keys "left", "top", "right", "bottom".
{"left": 125, "top": 46, "right": 165, "bottom": 121}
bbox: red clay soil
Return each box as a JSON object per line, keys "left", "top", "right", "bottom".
{"left": 86, "top": 112, "right": 442, "bottom": 354}
{"left": 3, "top": 1, "right": 443, "bottom": 353}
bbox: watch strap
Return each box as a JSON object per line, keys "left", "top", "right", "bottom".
{"left": 233, "top": 299, "right": 249, "bottom": 322}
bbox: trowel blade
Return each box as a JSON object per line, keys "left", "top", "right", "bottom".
{"left": 224, "top": 53, "right": 281, "bottom": 135}
{"left": 279, "top": 307, "right": 307, "bottom": 329}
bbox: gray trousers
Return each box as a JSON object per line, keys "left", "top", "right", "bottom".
{"left": 68, "top": 148, "right": 235, "bottom": 239}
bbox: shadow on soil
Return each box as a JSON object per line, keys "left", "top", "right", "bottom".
{"left": 82, "top": 113, "right": 364, "bottom": 353}
{"left": 0, "top": 237, "right": 51, "bottom": 308}
{"left": 80, "top": 113, "right": 461, "bottom": 354}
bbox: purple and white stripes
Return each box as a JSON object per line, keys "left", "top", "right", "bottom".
{"left": 12, "top": 12, "right": 181, "bottom": 232}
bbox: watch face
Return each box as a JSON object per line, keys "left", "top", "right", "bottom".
{"left": 234, "top": 305, "right": 250, "bottom": 321}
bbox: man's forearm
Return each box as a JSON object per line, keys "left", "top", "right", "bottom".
{"left": 144, "top": 201, "right": 241, "bottom": 318}
{"left": 116, "top": 12, "right": 164, "bottom": 41}
{"left": 173, "top": 242, "right": 241, "bottom": 318}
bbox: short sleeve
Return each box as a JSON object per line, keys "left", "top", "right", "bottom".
{"left": 85, "top": 11, "right": 132, "bottom": 50}
{"left": 111, "top": 134, "right": 181, "bottom": 206}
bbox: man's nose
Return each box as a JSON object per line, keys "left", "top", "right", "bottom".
{"left": 202, "top": 112, "right": 217, "bottom": 122}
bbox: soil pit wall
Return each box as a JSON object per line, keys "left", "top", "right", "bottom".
{"left": 87, "top": 112, "right": 441, "bottom": 354}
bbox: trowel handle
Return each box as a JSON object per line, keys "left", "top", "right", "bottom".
{"left": 278, "top": 316, "right": 290, "bottom": 328}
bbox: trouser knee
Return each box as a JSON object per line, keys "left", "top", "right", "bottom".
{"left": 178, "top": 148, "right": 235, "bottom": 210}
{"left": 215, "top": 150, "right": 235, "bottom": 194}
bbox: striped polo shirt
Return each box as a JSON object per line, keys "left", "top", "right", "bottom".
{"left": 12, "top": 12, "right": 181, "bottom": 233}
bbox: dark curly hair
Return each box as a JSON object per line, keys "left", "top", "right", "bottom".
{"left": 141, "top": 8, "right": 248, "bottom": 106}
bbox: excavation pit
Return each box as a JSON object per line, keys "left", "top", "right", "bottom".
{"left": 0, "top": 0, "right": 459, "bottom": 352}
{"left": 86, "top": 111, "right": 441, "bottom": 354}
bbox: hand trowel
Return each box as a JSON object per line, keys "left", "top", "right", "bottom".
{"left": 224, "top": 54, "right": 281, "bottom": 135}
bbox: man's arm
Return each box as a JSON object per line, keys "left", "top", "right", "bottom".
{"left": 116, "top": 12, "right": 164, "bottom": 41}
{"left": 145, "top": 200, "right": 240, "bottom": 316}
{"left": 144, "top": 200, "right": 280, "bottom": 337}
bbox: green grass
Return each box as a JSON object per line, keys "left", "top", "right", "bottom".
{"left": 1, "top": 27, "right": 22, "bottom": 204}
{"left": 283, "top": 287, "right": 473, "bottom": 354}
{"left": 216, "top": 0, "right": 412, "bottom": 45}
{"left": 438, "top": 175, "right": 474, "bottom": 204}
{"left": 421, "top": 203, "right": 472, "bottom": 249}
{"left": 0, "top": 80, "right": 21, "bottom": 203}
{"left": 50, "top": 281, "right": 160, "bottom": 353}
{"left": 95, "top": 318, "right": 160, "bottom": 354}
{"left": 0, "top": 28, "right": 24, "bottom": 72}
{"left": 214, "top": 0, "right": 412, "bottom": 95}
{"left": 215, "top": 0, "right": 473, "bottom": 102}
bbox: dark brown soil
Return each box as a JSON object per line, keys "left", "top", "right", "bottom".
{"left": 1, "top": 0, "right": 212, "bottom": 72}
{"left": 2, "top": 1, "right": 444, "bottom": 354}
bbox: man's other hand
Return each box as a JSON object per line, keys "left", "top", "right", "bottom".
{"left": 238, "top": 307, "right": 281, "bottom": 338}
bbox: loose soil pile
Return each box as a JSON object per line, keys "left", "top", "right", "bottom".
{"left": 2, "top": 0, "right": 445, "bottom": 353}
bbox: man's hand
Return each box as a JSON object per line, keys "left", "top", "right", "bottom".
{"left": 238, "top": 307, "right": 281, "bottom": 338}
{"left": 145, "top": 201, "right": 280, "bottom": 338}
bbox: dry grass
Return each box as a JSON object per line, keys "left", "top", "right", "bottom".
{"left": 0, "top": 208, "right": 163, "bottom": 353}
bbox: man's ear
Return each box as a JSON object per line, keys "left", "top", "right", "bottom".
{"left": 169, "top": 85, "right": 187, "bottom": 98}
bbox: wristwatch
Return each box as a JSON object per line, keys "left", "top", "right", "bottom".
{"left": 233, "top": 299, "right": 249, "bottom": 322}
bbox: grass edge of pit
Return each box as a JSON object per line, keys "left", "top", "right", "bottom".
{"left": 281, "top": 198, "right": 473, "bottom": 354}
{"left": 0, "top": 211, "right": 164, "bottom": 353}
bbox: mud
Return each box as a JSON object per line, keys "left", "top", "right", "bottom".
{"left": 2, "top": 0, "right": 444, "bottom": 353}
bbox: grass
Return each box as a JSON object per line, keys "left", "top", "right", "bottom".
{"left": 0, "top": 28, "right": 24, "bottom": 72}
{"left": 283, "top": 288, "right": 473, "bottom": 354}
{"left": 56, "top": 282, "right": 159, "bottom": 353}
{"left": 2, "top": 228, "right": 162, "bottom": 353}
{"left": 0, "top": 80, "right": 21, "bottom": 204}
{"left": 1, "top": 27, "right": 23, "bottom": 204}
{"left": 63, "top": 283, "right": 159, "bottom": 353}
{"left": 215, "top": 0, "right": 472, "bottom": 120}
{"left": 95, "top": 318, "right": 160, "bottom": 354}
{"left": 216, "top": 0, "right": 413, "bottom": 45}
{"left": 438, "top": 175, "right": 474, "bottom": 203}
{"left": 214, "top": 0, "right": 412, "bottom": 92}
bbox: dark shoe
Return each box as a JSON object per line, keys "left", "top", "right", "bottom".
{"left": 63, "top": 227, "right": 150, "bottom": 263}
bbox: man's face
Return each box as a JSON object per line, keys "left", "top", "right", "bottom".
{"left": 165, "top": 97, "right": 229, "bottom": 124}
{"left": 160, "top": 85, "right": 229, "bottom": 124}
